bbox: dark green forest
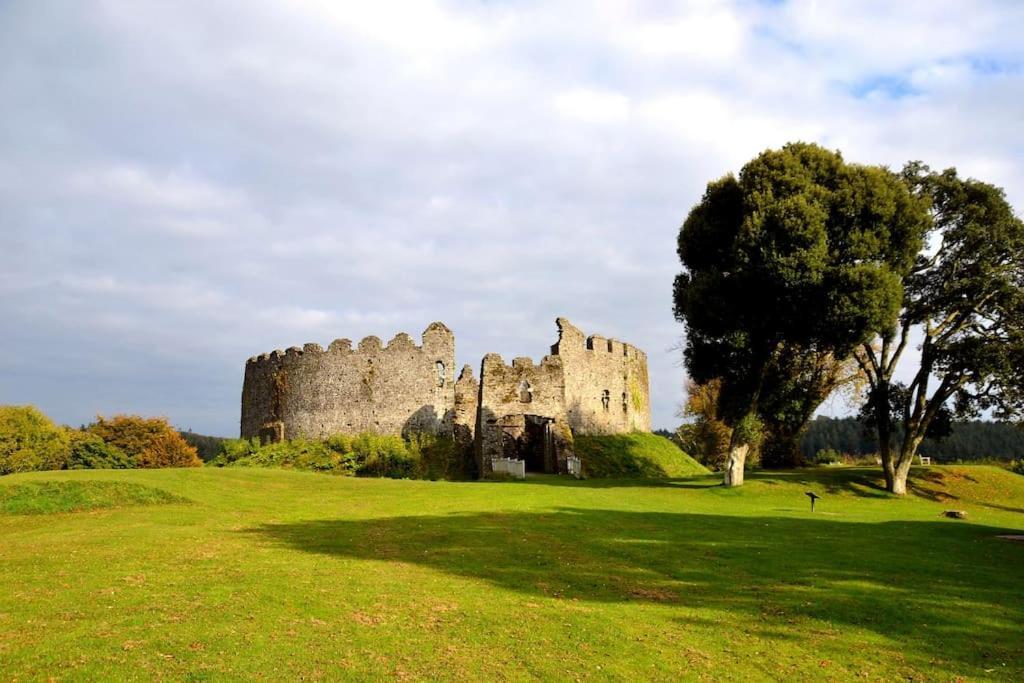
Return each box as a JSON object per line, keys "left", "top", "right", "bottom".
{"left": 658, "top": 418, "right": 1024, "bottom": 464}
{"left": 800, "top": 417, "right": 1024, "bottom": 462}
{"left": 179, "top": 431, "right": 226, "bottom": 462}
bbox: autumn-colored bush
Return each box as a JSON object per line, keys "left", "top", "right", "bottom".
{"left": 0, "top": 405, "right": 70, "bottom": 474}
{"left": 88, "top": 415, "right": 201, "bottom": 469}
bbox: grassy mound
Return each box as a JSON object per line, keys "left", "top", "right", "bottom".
{"left": 0, "top": 480, "right": 188, "bottom": 515}
{"left": 574, "top": 431, "right": 709, "bottom": 478}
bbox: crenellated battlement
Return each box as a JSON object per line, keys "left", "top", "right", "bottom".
{"left": 245, "top": 323, "right": 454, "bottom": 370}
{"left": 241, "top": 322, "right": 456, "bottom": 442}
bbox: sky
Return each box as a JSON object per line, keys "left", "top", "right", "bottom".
{"left": 1, "top": 0, "right": 1022, "bottom": 435}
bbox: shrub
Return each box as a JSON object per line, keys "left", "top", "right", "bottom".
{"left": 813, "top": 448, "right": 844, "bottom": 465}
{"left": 65, "top": 430, "right": 134, "bottom": 470}
{"left": 213, "top": 431, "right": 467, "bottom": 479}
{"left": 1012, "top": 459, "right": 1024, "bottom": 476}
{"left": 212, "top": 437, "right": 260, "bottom": 466}
{"left": 137, "top": 431, "right": 204, "bottom": 468}
{"left": 326, "top": 433, "right": 355, "bottom": 454}
{"left": 89, "top": 415, "right": 201, "bottom": 469}
{"left": 0, "top": 405, "right": 70, "bottom": 475}
{"left": 408, "top": 433, "right": 471, "bottom": 480}
{"left": 352, "top": 433, "right": 418, "bottom": 478}
{"left": 215, "top": 438, "right": 358, "bottom": 474}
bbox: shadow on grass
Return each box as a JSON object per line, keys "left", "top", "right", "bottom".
{"left": 983, "top": 502, "right": 1024, "bottom": 514}
{"left": 504, "top": 474, "right": 722, "bottom": 490}
{"left": 744, "top": 466, "right": 964, "bottom": 502}
{"left": 247, "top": 507, "right": 1024, "bottom": 673}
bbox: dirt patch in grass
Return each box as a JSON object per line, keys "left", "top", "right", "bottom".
{"left": 0, "top": 480, "right": 189, "bottom": 515}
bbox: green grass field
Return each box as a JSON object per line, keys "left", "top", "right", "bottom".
{"left": 1, "top": 465, "right": 1023, "bottom": 681}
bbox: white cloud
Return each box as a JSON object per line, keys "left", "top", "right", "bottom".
{"left": 554, "top": 88, "right": 631, "bottom": 124}
{"left": 615, "top": 7, "right": 744, "bottom": 60}
{"left": 69, "top": 164, "right": 245, "bottom": 212}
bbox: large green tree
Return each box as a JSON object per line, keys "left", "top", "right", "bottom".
{"left": 854, "top": 165, "right": 1024, "bottom": 494}
{"left": 674, "top": 143, "right": 927, "bottom": 486}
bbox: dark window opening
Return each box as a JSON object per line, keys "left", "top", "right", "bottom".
{"left": 601, "top": 389, "right": 610, "bottom": 412}
{"left": 622, "top": 392, "right": 628, "bottom": 412}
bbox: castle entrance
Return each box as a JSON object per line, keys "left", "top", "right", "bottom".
{"left": 522, "top": 415, "right": 555, "bottom": 474}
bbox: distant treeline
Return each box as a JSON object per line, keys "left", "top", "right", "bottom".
{"left": 179, "top": 431, "right": 227, "bottom": 462}
{"left": 801, "top": 417, "right": 1024, "bottom": 462}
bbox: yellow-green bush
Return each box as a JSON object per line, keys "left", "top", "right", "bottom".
{"left": 0, "top": 406, "right": 70, "bottom": 475}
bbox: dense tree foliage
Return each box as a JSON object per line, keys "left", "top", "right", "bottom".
{"left": 674, "top": 143, "right": 928, "bottom": 485}
{"left": 88, "top": 415, "right": 202, "bottom": 469}
{"left": 854, "top": 165, "right": 1024, "bottom": 493}
{"left": 0, "top": 406, "right": 70, "bottom": 474}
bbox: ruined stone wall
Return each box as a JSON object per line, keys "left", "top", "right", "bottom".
{"left": 452, "top": 364, "right": 479, "bottom": 447}
{"left": 551, "top": 318, "right": 651, "bottom": 434}
{"left": 475, "top": 354, "right": 572, "bottom": 475}
{"left": 240, "top": 323, "right": 455, "bottom": 441}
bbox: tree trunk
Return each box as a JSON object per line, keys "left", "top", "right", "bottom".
{"left": 881, "top": 451, "right": 897, "bottom": 493}
{"left": 887, "top": 436, "right": 922, "bottom": 495}
{"left": 889, "top": 455, "right": 914, "bottom": 495}
{"left": 872, "top": 381, "right": 903, "bottom": 493}
{"left": 723, "top": 442, "right": 749, "bottom": 487}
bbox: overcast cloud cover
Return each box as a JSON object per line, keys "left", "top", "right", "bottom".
{"left": 1, "top": 0, "right": 1022, "bottom": 435}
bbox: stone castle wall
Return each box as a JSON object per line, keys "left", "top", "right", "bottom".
{"left": 240, "top": 322, "right": 455, "bottom": 442}
{"left": 552, "top": 318, "right": 651, "bottom": 434}
{"left": 240, "top": 317, "right": 652, "bottom": 477}
{"left": 475, "top": 354, "right": 573, "bottom": 475}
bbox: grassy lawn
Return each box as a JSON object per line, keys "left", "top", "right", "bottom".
{"left": 1, "top": 465, "right": 1022, "bottom": 681}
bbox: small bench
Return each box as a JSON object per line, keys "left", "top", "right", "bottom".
{"left": 918, "top": 454, "right": 931, "bottom": 466}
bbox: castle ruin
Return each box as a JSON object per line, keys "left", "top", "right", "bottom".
{"left": 241, "top": 317, "right": 650, "bottom": 476}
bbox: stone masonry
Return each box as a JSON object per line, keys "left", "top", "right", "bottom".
{"left": 241, "top": 323, "right": 458, "bottom": 443}
{"left": 240, "top": 317, "right": 650, "bottom": 476}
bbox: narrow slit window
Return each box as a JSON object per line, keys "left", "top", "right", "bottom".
{"left": 601, "top": 389, "right": 610, "bottom": 412}
{"left": 436, "top": 361, "right": 446, "bottom": 387}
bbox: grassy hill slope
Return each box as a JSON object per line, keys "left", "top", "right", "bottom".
{"left": 573, "top": 431, "right": 709, "bottom": 477}
{"left": 0, "top": 465, "right": 1022, "bottom": 680}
